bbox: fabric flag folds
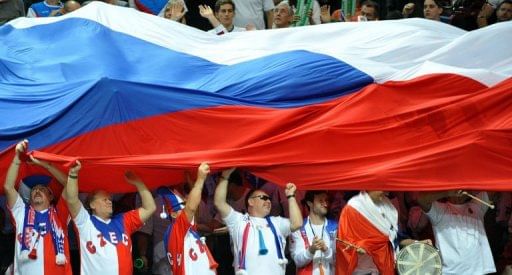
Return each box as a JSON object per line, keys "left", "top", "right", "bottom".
{"left": 1, "top": 2, "right": 511, "bottom": 192}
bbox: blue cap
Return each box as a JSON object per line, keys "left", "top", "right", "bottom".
{"left": 157, "top": 187, "right": 185, "bottom": 213}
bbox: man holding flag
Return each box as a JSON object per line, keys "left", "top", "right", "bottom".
{"left": 159, "top": 162, "right": 219, "bottom": 275}
{"left": 3, "top": 140, "right": 72, "bottom": 275}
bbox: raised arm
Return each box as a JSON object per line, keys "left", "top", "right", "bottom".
{"left": 29, "top": 156, "right": 67, "bottom": 187}
{"left": 199, "top": 5, "right": 221, "bottom": 28}
{"left": 285, "top": 183, "right": 303, "bottom": 231}
{"left": 124, "top": 171, "right": 156, "bottom": 223}
{"left": 417, "top": 190, "right": 460, "bottom": 212}
{"left": 64, "top": 161, "right": 83, "bottom": 218}
{"left": 214, "top": 167, "right": 235, "bottom": 218}
{"left": 183, "top": 162, "right": 210, "bottom": 222}
{"left": 4, "top": 140, "right": 26, "bottom": 208}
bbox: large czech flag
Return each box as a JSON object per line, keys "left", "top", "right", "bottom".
{"left": 1, "top": 2, "right": 511, "bottom": 192}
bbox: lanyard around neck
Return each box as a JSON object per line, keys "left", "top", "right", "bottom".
{"left": 308, "top": 217, "right": 325, "bottom": 240}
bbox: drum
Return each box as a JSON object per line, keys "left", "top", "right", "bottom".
{"left": 396, "top": 242, "right": 442, "bottom": 275}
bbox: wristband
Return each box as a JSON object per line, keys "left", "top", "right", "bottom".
{"left": 68, "top": 174, "right": 78, "bottom": 179}
{"left": 219, "top": 175, "right": 228, "bottom": 181}
{"left": 287, "top": 194, "right": 295, "bottom": 199}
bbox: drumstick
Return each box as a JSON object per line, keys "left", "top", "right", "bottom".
{"left": 462, "top": 191, "right": 495, "bottom": 209}
{"left": 336, "top": 238, "right": 364, "bottom": 251}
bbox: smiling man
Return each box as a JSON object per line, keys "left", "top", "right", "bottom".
{"left": 214, "top": 169, "right": 303, "bottom": 275}
{"left": 63, "top": 161, "right": 156, "bottom": 275}
{"left": 200, "top": 0, "right": 246, "bottom": 35}
{"left": 290, "top": 191, "right": 337, "bottom": 275}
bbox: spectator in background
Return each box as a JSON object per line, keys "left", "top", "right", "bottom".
{"left": 290, "top": 0, "right": 321, "bottom": 25}
{"left": 360, "top": 0, "right": 380, "bottom": 20}
{"left": 423, "top": 0, "right": 443, "bottom": 21}
{"left": 477, "top": 0, "right": 512, "bottom": 27}
{"left": 273, "top": 1, "right": 294, "bottom": 28}
{"left": 232, "top": 0, "right": 274, "bottom": 29}
{"left": 418, "top": 190, "right": 496, "bottom": 275}
{"left": 27, "top": 0, "right": 63, "bottom": 17}
{"left": 0, "top": 0, "right": 25, "bottom": 24}
{"left": 161, "top": 0, "right": 187, "bottom": 22}
{"left": 200, "top": 0, "right": 247, "bottom": 34}
{"left": 50, "top": 0, "right": 80, "bottom": 16}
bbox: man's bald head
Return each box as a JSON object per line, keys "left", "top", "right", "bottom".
{"left": 63, "top": 0, "right": 81, "bottom": 13}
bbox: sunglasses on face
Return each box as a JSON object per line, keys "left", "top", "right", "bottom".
{"left": 251, "top": 195, "right": 272, "bottom": 201}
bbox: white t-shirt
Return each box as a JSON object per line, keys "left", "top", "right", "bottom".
{"left": 233, "top": 0, "right": 274, "bottom": 30}
{"left": 290, "top": 219, "right": 335, "bottom": 275}
{"left": 8, "top": 195, "right": 71, "bottom": 275}
{"left": 223, "top": 208, "right": 291, "bottom": 274}
{"left": 167, "top": 212, "right": 215, "bottom": 275}
{"left": 74, "top": 205, "right": 143, "bottom": 275}
{"left": 426, "top": 192, "right": 496, "bottom": 275}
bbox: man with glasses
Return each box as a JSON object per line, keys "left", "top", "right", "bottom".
{"left": 214, "top": 168, "right": 303, "bottom": 275}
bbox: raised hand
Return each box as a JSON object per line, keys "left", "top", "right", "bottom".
{"left": 320, "top": 5, "right": 331, "bottom": 23}
{"left": 125, "top": 170, "right": 144, "bottom": 186}
{"left": 402, "top": 3, "right": 415, "bottom": 17}
{"left": 69, "top": 160, "right": 81, "bottom": 175}
{"left": 197, "top": 162, "right": 210, "bottom": 180}
{"left": 15, "top": 140, "right": 28, "bottom": 157}
{"left": 199, "top": 4, "right": 215, "bottom": 19}
{"left": 284, "top": 182, "right": 296, "bottom": 197}
{"left": 169, "top": 1, "right": 186, "bottom": 21}
{"left": 478, "top": 3, "right": 494, "bottom": 19}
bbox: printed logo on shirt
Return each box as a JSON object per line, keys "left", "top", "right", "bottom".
{"left": 189, "top": 239, "right": 208, "bottom": 261}
{"left": 85, "top": 232, "right": 130, "bottom": 254}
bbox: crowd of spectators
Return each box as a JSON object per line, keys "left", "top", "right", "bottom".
{"left": 1, "top": 0, "right": 511, "bottom": 274}
{"left": 2, "top": 163, "right": 512, "bottom": 274}
{"left": 1, "top": 0, "right": 511, "bottom": 30}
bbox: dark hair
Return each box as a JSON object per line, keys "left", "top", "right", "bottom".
{"left": 215, "top": 0, "right": 235, "bottom": 13}
{"left": 302, "top": 190, "right": 328, "bottom": 211}
{"left": 497, "top": 0, "right": 512, "bottom": 10}
{"left": 426, "top": 0, "right": 444, "bottom": 8}
{"left": 361, "top": 0, "right": 380, "bottom": 16}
